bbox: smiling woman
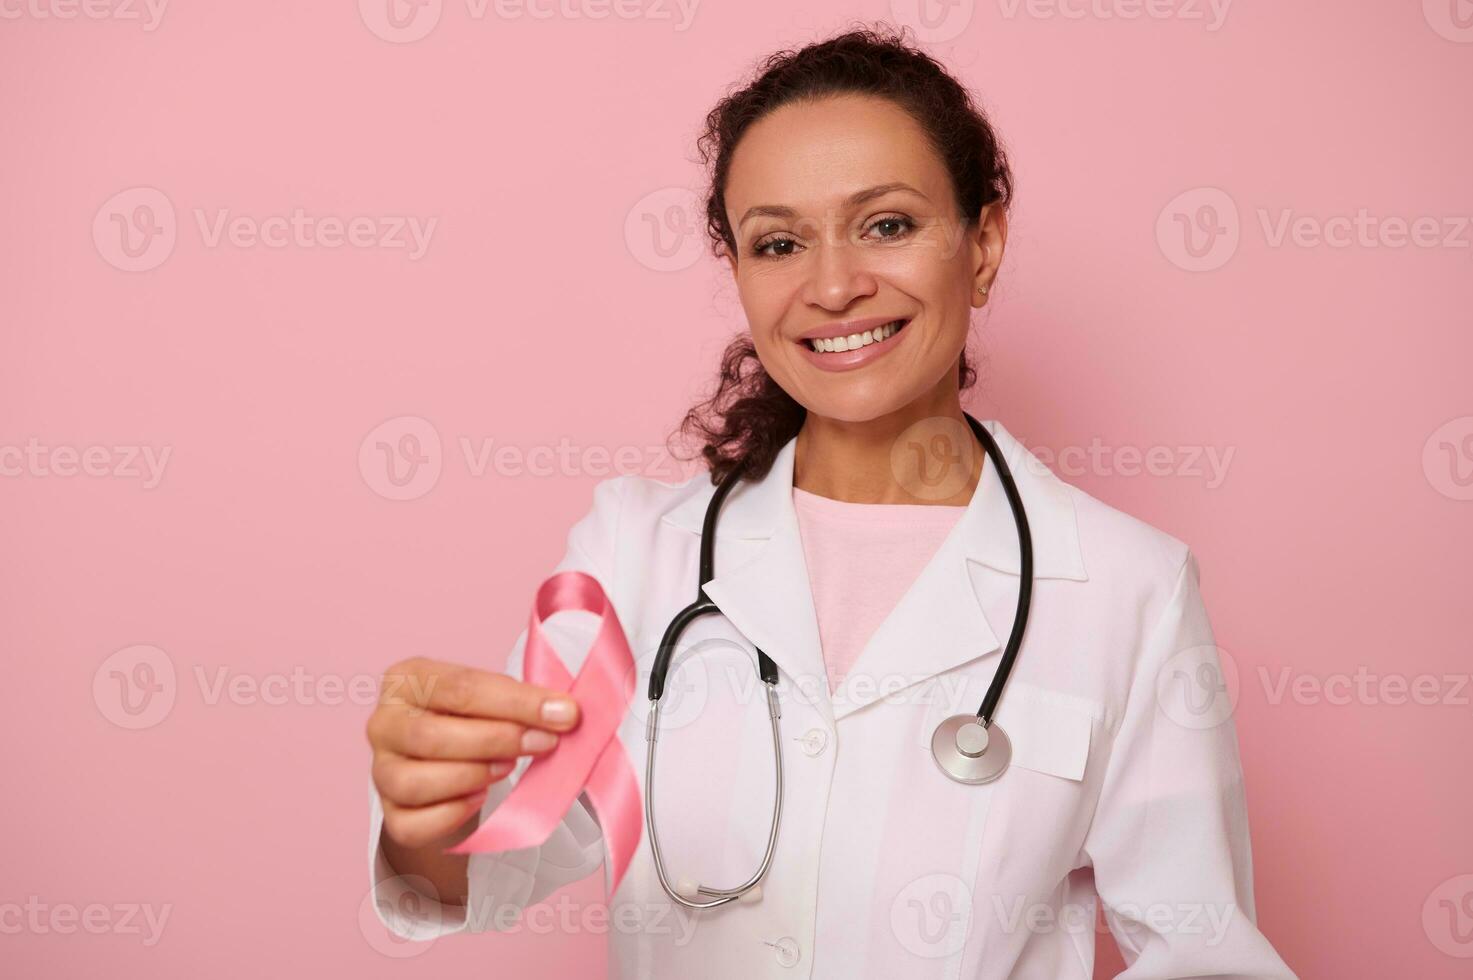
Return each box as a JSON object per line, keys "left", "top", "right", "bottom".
{"left": 675, "top": 32, "right": 1014, "bottom": 495}
{"left": 365, "top": 22, "right": 1297, "bottom": 980}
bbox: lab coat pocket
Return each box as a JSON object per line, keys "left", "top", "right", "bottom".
{"left": 860, "top": 681, "right": 1100, "bottom": 977}
{"left": 993, "top": 682, "right": 1097, "bottom": 783}
{"left": 972, "top": 682, "right": 1102, "bottom": 885}
{"left": 912, "top": 677, "right": 1097, "bottom": 783}
{"left": 954, "top": 686, "right": 1103, "bottom": 975}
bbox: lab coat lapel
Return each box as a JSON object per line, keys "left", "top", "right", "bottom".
{"left": 832, "top": 418, "right": 1089, "bottom": 719}
{"left": 662, "top": 435, "right": 835, "bottom": 726}
{"left": 656, "top": 418, "right": 1088, "bottom": 728}
{"left": 827, "top": 522, "right": 999, "bottom": 720}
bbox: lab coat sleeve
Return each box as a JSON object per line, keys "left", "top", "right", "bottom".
{"left": 1080, "top": 550, "right": 1297, "bottom": 979}
{"left": 367, "top": 476, "right": 624, "bottom": 941}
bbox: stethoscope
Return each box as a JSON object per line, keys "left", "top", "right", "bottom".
{"left": 643, "top": 411, "right": 1034, "bottom": 909}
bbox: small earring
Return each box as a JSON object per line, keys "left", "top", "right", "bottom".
{"left": 976, "top": 285, "right": 988, "bottom": 295}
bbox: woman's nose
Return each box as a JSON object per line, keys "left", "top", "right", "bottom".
{"left": 801, "top": 234, "right": 878, "bottom": 310}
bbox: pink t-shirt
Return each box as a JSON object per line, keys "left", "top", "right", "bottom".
{"left": 791, "top": 486, "right": 968, "bottom": 694}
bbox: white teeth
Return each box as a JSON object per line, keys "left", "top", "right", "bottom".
{"left": 809, "top": 319, "right": 905, "bottom": 353}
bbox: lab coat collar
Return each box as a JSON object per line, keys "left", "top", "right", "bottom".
{"left": 658, "top": 418, "right": 1088, "bottom": 724}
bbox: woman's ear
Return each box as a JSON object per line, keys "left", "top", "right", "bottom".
{"left": 972, "top": 204, "right": 1007, "bottom": 301}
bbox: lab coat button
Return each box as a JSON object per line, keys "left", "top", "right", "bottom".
{"left": 771, "top": 935, "right": 800, "bottom": 967}
{"left": 800, "top": 728, "right": 828, "bottom": 756}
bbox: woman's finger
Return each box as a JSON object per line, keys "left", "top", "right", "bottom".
{"left": 370, "top": 703, "right": 561, "bottom": 761}
{"left": 372, "top": 751, "right": 514, "bottom": 808}
{"left": 380, "top": 791, "right": 490, "bottom": 851}
{"left": 378, "top": 658, "right": 581, "bottom": 732}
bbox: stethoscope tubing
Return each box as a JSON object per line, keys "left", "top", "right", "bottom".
{"left": 965, "top": 413, "right": 1034, "bottom": 728}
{"left": 642, "top": 411, "right": 1033, "bottom": 904}
{"left": 643, "top": 686, "right": 783, "bottom": 909}
{"left": 647, "top": 412, "right": 1033, "bottom": 725}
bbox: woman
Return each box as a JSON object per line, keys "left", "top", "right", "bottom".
{"left": 364, "top": 26, "right": 1295, "bottom": 979}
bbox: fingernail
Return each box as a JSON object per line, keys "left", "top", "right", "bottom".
{"left": 487, "top": 761, "right": 513, "bottom": 779}
{"left": 521, "top": 729, "right": 558, "bottom": 754}
{"left": 541, "top": 698, "right": 577, "bottom": 725}
{"left": 465, "top": 790, "right": 489, "bottom": 810}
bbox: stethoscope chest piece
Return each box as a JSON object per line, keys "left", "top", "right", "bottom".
{"left": 931, "top": 714, "right": 1012, "bottom": 785}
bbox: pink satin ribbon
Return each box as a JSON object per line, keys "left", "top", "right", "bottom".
{"left": 446, "top": 570, "right": 643, "bottom": 896}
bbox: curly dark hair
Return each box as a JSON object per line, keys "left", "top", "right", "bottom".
{"left": 669, "top": 22, "right": 1015, "bottom": 486}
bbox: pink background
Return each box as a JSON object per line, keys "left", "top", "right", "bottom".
{"left": 2, "top": 2, "right": 1470, "bottom": 977}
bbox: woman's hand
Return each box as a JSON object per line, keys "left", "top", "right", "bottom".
{"left": 366, "top": 657, "right": 581, "bottom": 902}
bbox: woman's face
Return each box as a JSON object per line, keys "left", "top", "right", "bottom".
{"left": 722, "top": 93, "right": 1005, "bottom": 424}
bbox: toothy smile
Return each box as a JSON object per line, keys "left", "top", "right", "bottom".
{"left": 804, "top": 319, "right": 908, "bottom": 353}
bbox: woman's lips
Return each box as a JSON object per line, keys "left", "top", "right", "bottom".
{"left": 797, "top": 319, "right": 910, "bottom": 372}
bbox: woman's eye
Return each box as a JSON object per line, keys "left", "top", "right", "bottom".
{"left": 865, "top": 215, "right": 915, "bottom": 241}
{"left": 751, "top": 216, "right": 912, "bottom": 259}
{"left": 753, "top": 236, "right": 800, "bottom": 259}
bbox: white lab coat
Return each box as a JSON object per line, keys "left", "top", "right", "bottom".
{"left": 367, "top": 418, "right": 1296, "bottom": 979}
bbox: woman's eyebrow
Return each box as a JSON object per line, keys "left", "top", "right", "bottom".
{"left": 737, "top": 181, "right": 930, "bottom": 227}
